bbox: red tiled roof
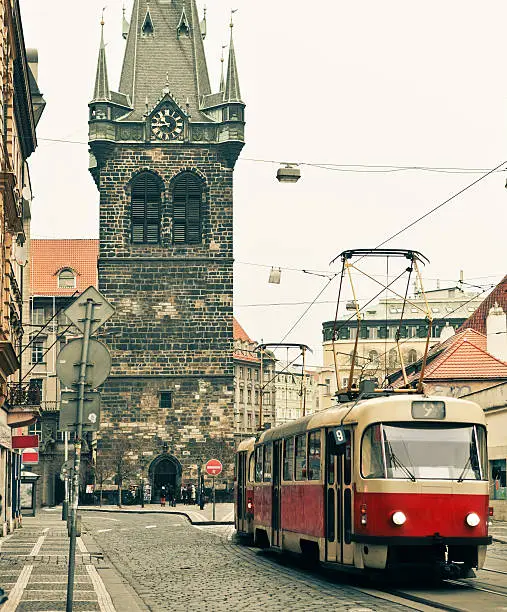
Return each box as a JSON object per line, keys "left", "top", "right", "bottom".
{"left": 398, "top": 328, "right": 507, "bottom": 385}
{"left": 459, "top": 275, "right": 507, "bottom": 335}
{"left": 30, "top": 239, "right": 99, "bottom": 296}
{"left": 233, "top": 318, "right": 251, "bottom": 342}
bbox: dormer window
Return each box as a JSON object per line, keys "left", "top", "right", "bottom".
{"left": 142, "top": 9, "right": 154, "bottom": 36}
{"left": 58, "top": 268, "right": 76, "bottom": 289}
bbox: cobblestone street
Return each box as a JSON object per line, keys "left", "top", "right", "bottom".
{"left": 81, "top": 511, "right": 412, "bottom": 612}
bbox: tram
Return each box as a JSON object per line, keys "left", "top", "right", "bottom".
{"left": 235, "top": 385, "right": 491, "bottom": 578}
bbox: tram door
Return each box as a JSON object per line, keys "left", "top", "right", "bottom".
{"left": 236, "top": 452, "right": 248, "bottom": 533}
{"left": 271, "top": 440, "right": 282, "bottom": 547}
{"left": 325, "top": 428, "right": 354, "bottom": 565}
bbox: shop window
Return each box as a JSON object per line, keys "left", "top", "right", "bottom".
{"left": 491, "top": 459, "right": 507, "bottom": 500}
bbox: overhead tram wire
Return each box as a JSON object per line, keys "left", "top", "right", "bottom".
{"left": 273, "top": 160, "right": 506, "bottom": 351}
{"left": 18, "top": 132, "right": 507, "bottom": 176}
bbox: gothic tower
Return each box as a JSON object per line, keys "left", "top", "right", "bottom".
{"left": 88, "top": 1, "right": 244, "bottom": 495}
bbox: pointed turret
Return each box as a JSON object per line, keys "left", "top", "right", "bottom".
{"left": 92, "top": 17, "right": 110, "bottom": 101}
{"left": 224, "top": 14, "right": 242, "bottom": 103}
{"left": 122, "top": 5, "right": 130, "bottom": 39}
{"left": 219, "top": 45, "right": 226, "bottom": 93}
{"left": 119, "top": 0, "right": 211, "bottom": 120}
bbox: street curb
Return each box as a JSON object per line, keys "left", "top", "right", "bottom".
{"left": 492, "top": 537, "right": 507, "bottom": 544}
{"left": 78, "top": 507, "right": 234, "bottom": 526}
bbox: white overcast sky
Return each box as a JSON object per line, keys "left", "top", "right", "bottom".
{"left": 20, "top": 1, "right": 507, "bottom": 364}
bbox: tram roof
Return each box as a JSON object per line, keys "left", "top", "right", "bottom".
{"left": 257, "top": 394, "right": 486, "bottom": 443}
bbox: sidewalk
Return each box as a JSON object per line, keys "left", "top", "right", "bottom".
{"left": 490, "top": 518, "right": 507, "bottom": 544}
{"left": 0, "top": 507, "right": 145, "bottom": 611}
{"left": 79, "top": 502, "right": 235, "bottom": 525}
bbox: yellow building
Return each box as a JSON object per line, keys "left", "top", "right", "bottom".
{"left": 0, "top": 0, "right": 43, "bottom": 534}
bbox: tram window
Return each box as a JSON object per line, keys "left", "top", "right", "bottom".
{"left": 361, "top": 424, "right": 384, "bottom": 479}
{"left": 295, "top": 434, "right": 307, "bottom": 480}
{"left": 255, "top": 446, "right": 263, "bottom": 482}
{"left": 344, "top": 437, "right": 352, "bottom": 485}
{"left": 249, "top": 454, "right": 255, "bottom": 482}
{"left": 283, "top": 438, "right": 294, "bottom": 481}
{"left": 308, "top": 431, "right": 321, "bottom": 480}
{"left": 263, "top": 444, "right": 272, "bottom": 482}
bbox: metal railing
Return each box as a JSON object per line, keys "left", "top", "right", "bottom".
{"left": 6, "top": 382, "right": 42, "bottom": 407}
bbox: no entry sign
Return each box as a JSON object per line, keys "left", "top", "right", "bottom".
{"left": 205, "top": 459, "right": 223, "bottom": 476}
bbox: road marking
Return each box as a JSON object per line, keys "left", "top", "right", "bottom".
{"left": 86, "top": 565, "right": 116, "bottom": 612}
{"left": 97, "top": 529, "right": 113, "bottom": 533}
{"left": 30, "top": 535, "right": 46, "bottom": 556}
{"left": 77, "top": 537, "right": 87, "bottom": 553}
{"left": 2, "top": 565, "right": 33, "bottom": 612}
{"left": 145, "top": 525, "right": 157, "bottom": 529}
{"left": 86, "top": 517, "right": 120, "bottom": 522}
{"left": 41, "top": 527, "right": 49, "bottom": 534}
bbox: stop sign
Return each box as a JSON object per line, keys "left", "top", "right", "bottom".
{"left": 205, "top": 459, "right": 223, "bottom": 476}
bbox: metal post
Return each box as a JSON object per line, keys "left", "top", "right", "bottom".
{"left": 212, "top": 476, "right": 216, "bottom": 522}
{"left": 259, "top": 347, "right": 264, "bottom": 430}
{"left": 66, "top": 298, "right": 94, "bottom": 612}
{"left": 197, "top": 460, "right": 201, "bottom": 508}
{"left": 62, "top": 431, "right": 69, "bottom": 520}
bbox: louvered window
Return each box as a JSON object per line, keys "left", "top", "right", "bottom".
{"left": 131, "top": 173, "right": 161, "bottom": 244}
{"left": 172, "top": 173, "right": 202, "bottom": 244}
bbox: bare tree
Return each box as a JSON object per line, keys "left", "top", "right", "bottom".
{"left": 97, "top": 436, "right": 144, "bottom": 507}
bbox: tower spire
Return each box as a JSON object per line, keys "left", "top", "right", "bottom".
{"left": 219, "top": 45, "right": 226, "bottom": 93}
{"left": 92, "top": 10, "right": 110, "bottom": 101}
{"left": 224, "top": 10, "right": 242, "bottom": 103}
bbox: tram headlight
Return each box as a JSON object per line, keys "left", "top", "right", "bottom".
{"left": 466, "top": 512, "right": 480, "bottom": 527}
{"left": 391, "top": 511, "right": 407, "bottom": 526}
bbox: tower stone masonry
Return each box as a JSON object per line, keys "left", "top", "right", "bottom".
{"left": 88, "top": 0, "right": 244, "bottom": 498}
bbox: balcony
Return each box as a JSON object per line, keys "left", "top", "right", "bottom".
{"left": 6, "top": 382, "right": 41, "bottom": 427}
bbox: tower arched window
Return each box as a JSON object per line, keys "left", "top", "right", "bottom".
{"left": 58, "top": 268, "right": 76, "bottom": 289}
{"left": 131, "top": 172, "right": 162, "bottom": 244}
{"left": 172, "top": 172, "right": 202, "bottom": 244}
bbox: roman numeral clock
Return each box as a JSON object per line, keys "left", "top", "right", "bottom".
{"left": 151, "top": 108, "right": 184, "bottom": 141}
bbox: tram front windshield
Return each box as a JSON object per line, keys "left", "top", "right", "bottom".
{"left": 362, "top": 423, "right": 487, "bottom": 480}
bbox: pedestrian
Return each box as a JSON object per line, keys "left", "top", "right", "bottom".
{"left": 160, "top": 485, "right": 166, "bottom": 507}
{"left": 191, "top": 483, "right": 196, "bottom": 505}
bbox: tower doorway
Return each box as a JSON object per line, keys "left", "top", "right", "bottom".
{"left": 149, "top": 454, "right": 182, "bottom": 502}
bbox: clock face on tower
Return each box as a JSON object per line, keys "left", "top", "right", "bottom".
{"left": 151, "top": 108, "right": 184, "bottom": 141}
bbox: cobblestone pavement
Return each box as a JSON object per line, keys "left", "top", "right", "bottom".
{"left": 0, "top": 508, "right": 113, "bottom": 611}
{"left": 82, "top": 511, "right": 414, "bottom": 612}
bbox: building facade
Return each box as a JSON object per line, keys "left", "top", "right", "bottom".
{"left": 23, "top": 240, "right": 98, "bottom": 507}
{"left": 321, "top": 286, "right": 484, "bottom": 408}
{"left": 0, "top": 0, "right": 43, "bottom": 534}
{"left": 88, "top": 1, "right": 245, "bottom": 498}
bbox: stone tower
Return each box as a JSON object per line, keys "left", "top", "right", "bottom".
{"left": 88, "top": 1, "right": 244, "bottom": 497}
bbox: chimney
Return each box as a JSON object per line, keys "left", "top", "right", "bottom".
{"left": 486, "top": 302, "right": 507, "bottom": 362}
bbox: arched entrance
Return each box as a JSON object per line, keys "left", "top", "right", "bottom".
{"left": 148, "top": 454, "right": 182, "bottom": 502}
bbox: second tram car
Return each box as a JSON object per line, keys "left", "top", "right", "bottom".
{"left": 235, "top": 389, "right": 491, "bottom": 577}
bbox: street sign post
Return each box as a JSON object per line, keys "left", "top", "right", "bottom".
{"left": 56, "top": 339, "right": 111, "bottom": 389}
{"left": 57, "top": 287, "right": 114, "bottom": 612}
{"left": 59, "top": 391, "right": 101, "bottom": 432}
{"left": 205, "top": 459, "right": 222, "bottom": 521}
{"left": 205, "top": 459, "right": 222, "bottom": 476}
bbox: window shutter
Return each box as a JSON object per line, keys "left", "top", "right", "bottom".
{"left": 131, "top": 173, "right": 161, "bottom": 244}
{"left": 172, "top": 172, "right": 202, "bottom": 244}
{"left": 360, "top": 326, "right": 369, "bottom": 339}
{"left": 378, "top": 326, "right": 388, "bottom": 339}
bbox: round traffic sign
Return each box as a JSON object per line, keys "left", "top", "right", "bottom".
{"left": 205, "top": 459, "right": 223, "bottom": 476}
{"left": 56, "top": 339, "right": 111, "bottom": 389}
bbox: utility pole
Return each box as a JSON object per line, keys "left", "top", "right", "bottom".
{"left": 55, "top": 286, "right": 114, "bottom": 612}
{"left": 66, "top": 298, "right": 93, "bottom": 612}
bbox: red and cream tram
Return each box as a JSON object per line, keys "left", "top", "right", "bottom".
{"left": 235, "top": 389, "right": 491, "bottom": 577}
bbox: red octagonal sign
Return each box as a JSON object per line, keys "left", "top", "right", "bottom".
{"left": 205, "top": 459, "right": 223, "bottom": 476}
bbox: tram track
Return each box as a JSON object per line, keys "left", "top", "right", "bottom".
{"left": 226, "top": 536, "right": 507, "bottom": 611}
